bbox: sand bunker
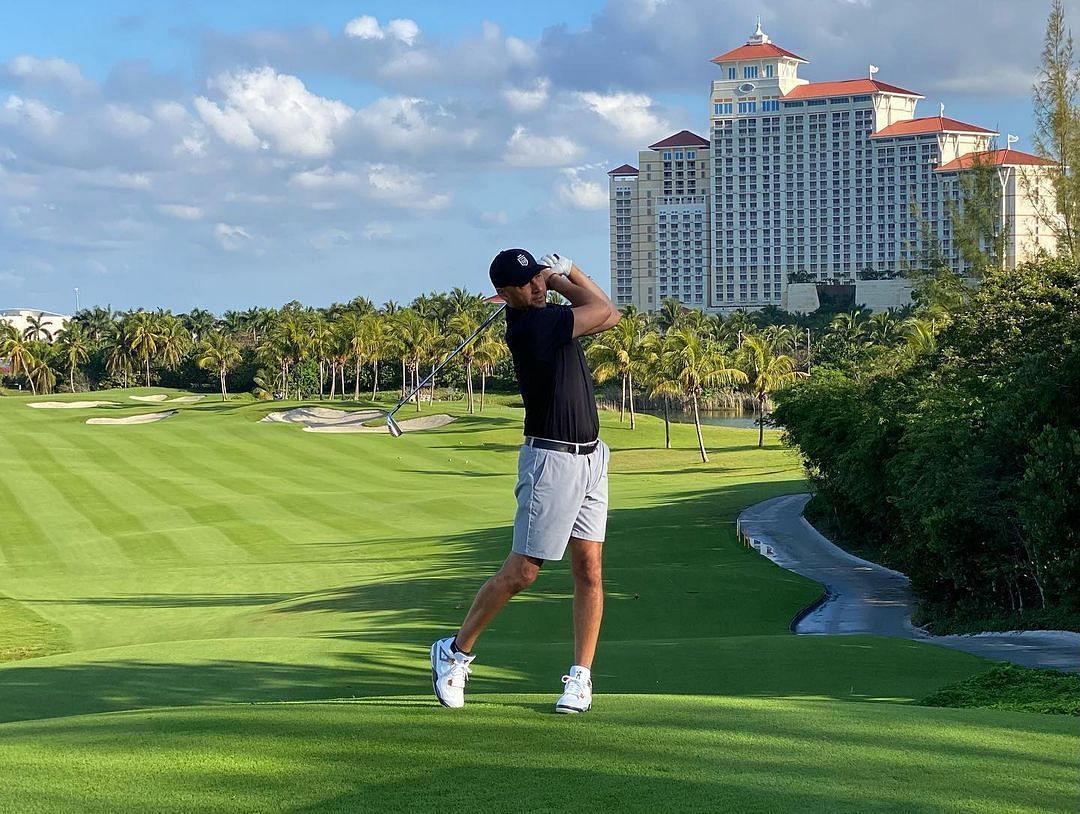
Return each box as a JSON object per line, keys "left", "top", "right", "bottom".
{"left": 130, "top": 394, "right": 204, "bottom": 403}
{"left": 260, "top": 406, "right": 454, "bottom": 433}
{"left": 260, "top": 407, "right": 381, "bottom": 428}
{"left": 86, "top": 410, "right": 177, "bottom": 426}
{"left": 306, "top": 414, "right": 456, "bottom": 433}
{"left": 28, "top": 401, "right": 121, "bottom": 409}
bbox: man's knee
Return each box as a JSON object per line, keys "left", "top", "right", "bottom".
{"left": 571, "top": 542, "right": 603, "bottom": 590}
{"left": 498, "top": 555, "right": 542, "bottom": 593}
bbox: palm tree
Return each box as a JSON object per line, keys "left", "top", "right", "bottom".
{"left": 448, "top": 310, "right": 482, "bottom": 413}
{"left": 57, "top": 322, "right": 91, "bottom": 392}
{"left": 738, "top": 332, "right": 808, "bottom": 449}
{"left": 660, "top": 327, "right": 748, "bottom": 462}
{"left": 394, "top": 310, "right": 432, "bottom": 410}
{"left": 587, "top": 311, "right": 647, "bottom": 428}
{"left": 1, "top": 327, "right": 38, "bottom": 394}
{"left": 641, "top": 330, "right": 675, "bottom": 449}
{"left": 157, "top": 316, "right": 192, "bottom": 374}
{"left": 182, "top": 308, "right": 218, "bottom": 343}
{"left": 27, "top": 343, "right": 56, "bottom": 394}
{"left": 128, "top": 311, "right": 161, "bottom": 387}
{"left": 657, "top": 298, "right": 684, "bottom": 333}
{"left": 308, "top": 317, "right": 334, "bottom": 399}
{"left": 73, "top": 306, "right": 113, "bottom": 343}
{"left": 362, "top": 312, "right": 393, "bottom": 401}
{"left": 196, "top": 331, "right": 242, "bottom": 401}
{"left": 105, "top": 320, "right": 135, "bottom": 388}
{"left": 901, "top": 316, "right": 938, "bottom": 358}
{"left": 474, "top": 333, "right": 507, "bottom": 413}
{"left": 22, "top": 313, "right": 55, "bottom": 342}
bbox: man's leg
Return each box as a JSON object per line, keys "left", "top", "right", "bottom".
{"left": 569, "top": 537, "right": 604, "bottom": 668}
{"left": 454, "top": 552, "right": 542, "bottom": 652}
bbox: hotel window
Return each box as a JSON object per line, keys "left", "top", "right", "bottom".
{"left": 728, "top": 67, "right": 736, "bottom": 79}
{"left": 765, "top": 64, "right": 774, "bottom": 78}
{"left": 744, "top": 66, "right": 759, "bottom": 79}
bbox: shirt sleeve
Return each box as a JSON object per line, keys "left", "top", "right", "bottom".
{"left": 530, "top": 305, "right": 574, "bottom": 355}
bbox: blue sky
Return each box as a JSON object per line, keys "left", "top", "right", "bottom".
{"left": 0, "top": 0, "right": 1059, "bottom": 314}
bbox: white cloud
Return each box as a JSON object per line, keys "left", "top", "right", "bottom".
{"left": 556, "top": 166, "right": 608, "bottom": 210}
{"left": 3, "top": 94, "right": 63, "bottom": 134}
{"left": 289, "top": 166, "right": 362, "bottom": 191}
{"left": 577, "top": 91, "right": 669, "bottom": 143}
{"left": 480, "top": 211, "right": 508, "bottom": 226}
{"left": 5, "top": 55, "right": 93, "bottom": 93}
{"left": 344, "top": 15, "right": 421, "bottom": 45}
{"left": 503, "top": 78, "right": 550, "bottom": 113}
{"left": 73, "top": 169, "right": 151, "bottom": 190}
{"left": 344, "top": 15, "right": 383, "bottom": 39}
{"left": 310, "top": 228, "right": 352, "bottom": 249}
{"left": 215, "top": 222, "right": 253, "bottom": 250}
{"left": 930, "top": 66, "right": 1038, "bottom": 96}
{"left": 386, "top": 19, "right": 421, "bottom": 46}
{"left": 195, "top": 68, "right": 353, "bottom": 158}
{"left": 504, "top": 126, "right": 583, "bottom": 167}
{"left": 104, "top": 104, "right": 153, "bottom": 138}
{"left": 363, "top": 220, "right": 393, "bottom": 239}
{"left": 157, "top": 204, "right": 203, "bottom": 220}
{"left": 367, "top": 163, "right": 450, "bottom": 209}
{"left": 355, "top": 96, "right": 478, "bottom": 153}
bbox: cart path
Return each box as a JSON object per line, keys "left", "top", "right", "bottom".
{"left": 737, "top": 493, "right": 1080, "bottom": 673}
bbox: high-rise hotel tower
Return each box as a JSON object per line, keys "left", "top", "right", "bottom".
{"left": 609, "top": 23, "right": 1057, "bottom": 312}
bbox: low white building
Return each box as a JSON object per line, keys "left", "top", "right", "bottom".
{"left": 0, "top": 309, "right": 71, "bottom": 342}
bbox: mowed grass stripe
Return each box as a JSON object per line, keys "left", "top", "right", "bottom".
{"left": 0, "top": 429, "right": 133, "bottom": 570}
{"left": 15, "top": 427, "right": 189, "bottom": 565}
{"left": 70, "top": 430, "right": 258, "bottom": 566}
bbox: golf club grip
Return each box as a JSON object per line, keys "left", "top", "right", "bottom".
{"left": 390, "top": 304, "right": 506, "bottom": 415}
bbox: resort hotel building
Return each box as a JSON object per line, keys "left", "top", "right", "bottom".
{"left": 608, "top": 23, "right": 1057, "bottom": 313}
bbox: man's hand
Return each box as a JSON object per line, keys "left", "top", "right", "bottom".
{"left": 539, "top": 253, "right": 573, "bottom": 277}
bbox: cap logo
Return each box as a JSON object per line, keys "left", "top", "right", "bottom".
{"left": 517, "top": 253, "right": 528, "bottom": 266}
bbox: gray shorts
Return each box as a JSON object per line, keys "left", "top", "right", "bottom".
{"left": 512, "top": 439, "right": 610, "bottom": 561}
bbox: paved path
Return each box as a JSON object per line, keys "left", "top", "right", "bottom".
{"left": 737, "top": 493, "right": 1080, "bottom": 673}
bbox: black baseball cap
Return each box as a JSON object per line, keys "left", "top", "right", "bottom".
{"left": 489, "top": 248, "right": 549, "bottom": 289}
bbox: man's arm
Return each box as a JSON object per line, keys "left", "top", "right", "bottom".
{"left": 542, "top": 259, "right": 621, "bottom": 338}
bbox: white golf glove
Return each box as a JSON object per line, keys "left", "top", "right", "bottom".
{"left": 540, "top": 253, "right": 573, "bottom": 277}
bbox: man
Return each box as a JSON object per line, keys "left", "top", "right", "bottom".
{"left": 430, "top": 248, "right": 620, "bottom": 713}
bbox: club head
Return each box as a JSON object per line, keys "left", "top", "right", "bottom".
{"left": 386, "top": 414, "right": 403, "bottom": 437}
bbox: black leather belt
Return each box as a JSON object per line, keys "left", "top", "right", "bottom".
{"left": 525, "top": 437, "right": 599, "bottom": 455}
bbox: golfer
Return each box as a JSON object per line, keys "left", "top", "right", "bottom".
{"left": 431, "top": 249, "right": 620, "bottom": 713}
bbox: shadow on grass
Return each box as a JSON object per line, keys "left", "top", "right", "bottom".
{"left": 6, "top": 478, "right": 981, "bottom": 727}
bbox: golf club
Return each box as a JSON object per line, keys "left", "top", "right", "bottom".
{"left": 385, "top": 303, "right": 507, "bottom": 437}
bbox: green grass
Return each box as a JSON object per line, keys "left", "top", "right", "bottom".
{"left": 0, "top": 387, "right": 1077, "bottom": 812}
{"left": 0, "top": 596, "right": 70, "bottom": 662}
{"left": 921, "top": 664, "right": 1080, "bottom": 716}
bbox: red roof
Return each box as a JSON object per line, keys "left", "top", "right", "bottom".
{"left": 711, "top": 42, "right": 807, "bottom": 63}
{"left": 485, "top": 294, "right": 505, "bottom": 304}
{"left": 935, "top": 149, "right": 1055, "bottom": 172}
{"left": 873, "top": 116, "right": 996, "bottom": 139}
{"left": 784, "top": 78, "right": 922, "bottom": 100}
{"left": 607, "top": 164, "right": 639, "bottom": 175}
{"left": 648, "top": 130, "right": 709, "bottom": 150}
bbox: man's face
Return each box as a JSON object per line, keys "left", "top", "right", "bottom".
{"left": 499, "top": 271, "right": 548, "bottom": 309}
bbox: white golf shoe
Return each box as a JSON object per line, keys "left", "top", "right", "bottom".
{"left": 430, "top": 636, "right": 474, "bottom": 708}
{"left": 555, "top": 665, "right": 592, "bottom": 713}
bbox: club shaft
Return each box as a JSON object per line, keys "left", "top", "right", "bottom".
{"left": 389, "top": 304, "right": 506, "bottom": 417}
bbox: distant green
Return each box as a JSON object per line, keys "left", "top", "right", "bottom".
{"left": 0, "top": 389, "right": 1076, "bottom": 812}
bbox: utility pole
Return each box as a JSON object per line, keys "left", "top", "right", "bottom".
{"left": 74, "top": 287, "right": 80, "bottom": 313}
{"left": 806, "top": 327, "right": 812, "bottom": 374}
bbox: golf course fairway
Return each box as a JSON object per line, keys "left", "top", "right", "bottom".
{"left": 1, "top": 389, "right": 1077, "bottom": 812}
